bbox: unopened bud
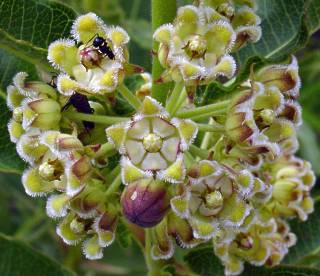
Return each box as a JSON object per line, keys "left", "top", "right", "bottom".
{"left": 121, "top": 178, "right": 170, "bottom": 227}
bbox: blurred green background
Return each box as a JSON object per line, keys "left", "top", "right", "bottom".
{"left": 0, "top": 0, "right": 319, "bottom": 275}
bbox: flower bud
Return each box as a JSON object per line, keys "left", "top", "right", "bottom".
{"left": 22, "top": 98, "right": 61, "bottom": 130}
{"left": 121, "top": 178, "right": 170, "bottom": 227}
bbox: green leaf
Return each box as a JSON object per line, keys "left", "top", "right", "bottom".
{"left": 126, "top": 19, "right": 152, "bottom": 50}
{"left": 297, "top": 123, "right": 320, "bottom": 174}
{"left": 0, "top": 0, "right": 76, "bottom": 70}
{"left": 0, "top": 233, "right": 74, "bottom": 275}
{"left": 284, "top": 198, "right": 320, "bottom": 264}
{"left": 306, "top": 0, "right": 320, "bottom": 34}
{"left": 184, "top": 246, "right": 320, "bottom": 276}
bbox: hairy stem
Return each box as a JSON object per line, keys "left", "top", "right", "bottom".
{"left": 105, "top": 174, "right": 122, "bottom": 197}
{"left": 151, "top": 0, "right": 177, "bottom": 104}
{"left": 118, "top": 83, "right": 141, "bottom": 110}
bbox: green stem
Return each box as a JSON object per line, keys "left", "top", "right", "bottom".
{"left": 186, "top": 111, "right": 225, "bottom": 122}
{"left": 106, "top": 165, "right": 121, "bottom": 183}
{"left": 64, "top": 112, "right": 129, "bottom": 125}
{"left": 145, "top": 228, "right": 160, "bottom": 275}
{"left": 176, "top": 100, "right": 229, "bottom": 119}
{"left": 197, "top": 123, "right": 224, "bottom": 132}
{"left": 94, "top": 143, "right": 115, "bottom": 158}
{"left": 118, "top": 83, "right": 141, "bottom": 110}
{"left": 105, "top": 174, "right": 122, "bottom": 197}
{"left": 189, "top": 144, "right": 209, "bottom": 159}
{"left": 151, "top": 0, "right": 177, "bottom": 104}
{"left": 166, "top": 82, "right": 184, "bottom": 115}
{"left": 171, "top": 87, "right": 187, "bottom": 116}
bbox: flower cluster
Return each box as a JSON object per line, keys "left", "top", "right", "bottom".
{"left": 6, "top": 1, "right": 316, "bottom": 275}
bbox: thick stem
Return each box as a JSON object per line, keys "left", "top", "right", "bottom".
{"left": 118, "top": 83, "right": 141, "bottom": 110}
{"left": 166, "top": 82, "right": 184, "bottom": 115}
{"left": 151, "top": 0, "right": 177, "bottom": 104}
{"left": 64, "top": 112, "right": 129, "bottom": 125}
{"left": 176, "top": 100, "right": 230, "bottom": 119}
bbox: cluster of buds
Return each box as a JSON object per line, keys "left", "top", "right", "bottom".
{"left": 6, "top": 1, "right": 316, "bottom": 275}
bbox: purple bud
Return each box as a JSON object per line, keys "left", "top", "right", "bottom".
{"left": 121, "top": 179, "right": 170, "bottom": 228}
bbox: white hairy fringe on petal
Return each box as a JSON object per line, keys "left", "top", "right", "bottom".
{"left": 237, "top": 170, "right": 254, "bottom": 198}
{"left": 107, "top": 26, "right": 130, "bottom": 45}
{"left": 248, "top": 245, "right": 271, "bottom": 267}
{"left": 92, "top": 216, "right": 115, "bottom": 247}
{"left": 221, "top": 202, "right": 252, "bottom": 229}
{"left": 191, "top": 220, "right": 218, "bottom": 240}
{"left": 56, "top": 74, "right": 77, "bottom": 96}
{"left": 138, "top": 96, "right": 169, "bottom": 119}
{"left": 212, "top": 54, "right": 237, "bottom": 79}
{"left": 151, "top": 238, "right": 175, "bottom": 260}
{"left": 153, "top": 23, "right": 174, "bottom": 42}
{"left": 13, "top": 72, "right": 38, "bottom": 98}
{"left": 170, "top": 195, "right": 190, "bottom": 219}
{"left": 156, "top": 153, "right": 186, "bottom": 184}
{"left": 71, "top": 12, "right": 107, "bottom": 42}
{"left": 106, "top": 121, "right": 130, "bottom": 155}
{"left": 189, "top": 160, "right": 223, "bottom": 185}
{"left": 169, "top": 118, "right": 194, "bottom": 152}
{"left": 284, "top": 99, "right": 302, "bottom": 127}
{"left": 224, "top": 261, "right": 244, "bottom": 276}
{"left": 175, "top": 235, "right": 201, "bottom": 249}
{"left": 209, "top": 20, "right": 236, "bottom": 53}
{"left": 236, "top": 25, "right": 262, "bottom": 43}
{"left": 237, "top": 6, "right": 262, "bottom": 25}
{"left": 46, "top": 194, "right": 69, "bottom": 219}
{"left": 56, "top": 224, "right": 82, "bottom": 246}
{"left": 47, "top": 39, "right": 76, "bottom": 71}
{"left": 7, "top": 85, "right": 21, "bottom": 110}
{"left": 65, "top": 167, "right": 87, "bottom": 197}
{"left": 82, "top": 237, "right": 104, "bottom": 260}
{"left": 177, "top": 5, "right": 202, "bottom": 24}
{"left": 120, "top": 156, "right": 153, "bottom": 184}
{"left": 287, "top": 56, "right": 301, "bottom": 98}
{"left": 22, "top": 168, "right": 49, "bottom": 197}
{"left": 7, "top": 119, "right": 21, "bottom": 143}
{"left": 16, "top": 132, "right": 42, "bottom": 165}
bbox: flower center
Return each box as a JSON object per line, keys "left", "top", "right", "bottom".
{"left": 143, "top": 133, "right": 163, "bottom": 153}
{"left": 205, "top": 191, "right": 223, "bottom": 209}
{"left": 39, "top": 159, "right": 64, "bottom": 181}
{"left": 184, "top": 35, "right": 207, "bottom": 59}
{"left": 259, "top": 109, "right": 275, "bottom": 125}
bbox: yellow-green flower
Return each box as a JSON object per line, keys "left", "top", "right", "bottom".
{"left": 106, "top": 96, "right": 198, "bottom": 184}
{"left": 153, "top": 5, "right": 236, "bottom": 86}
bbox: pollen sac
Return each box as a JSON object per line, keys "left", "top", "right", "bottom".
{"left": 153, "top": 5, "right": 237, "bottom": 86}
{"left": 197, "top": 0, "right": 261, "bottom": 50}
{"left": 48, "top": 13, "right": 141, "bottom": 95}
{"left": 106, "top": 96, "right": 198, "bottom": 184}
{"left": 121, "top": 178, "right": 170, "bottom": 227}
